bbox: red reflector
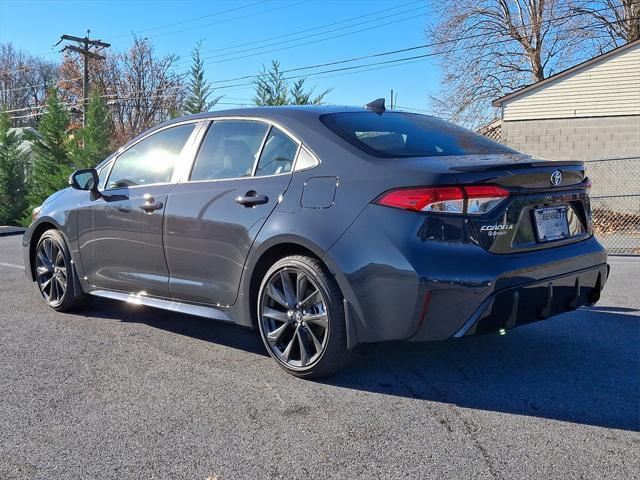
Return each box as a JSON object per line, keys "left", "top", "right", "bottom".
{"left": 463, "top": 185, "right": 509, "bottom": 198}
{"left": 376, "top": 187, "right": 464, "bottom": 211}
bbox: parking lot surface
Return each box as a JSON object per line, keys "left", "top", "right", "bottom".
{"left": 1, "top": 234, "right": 638, "bottom": 479}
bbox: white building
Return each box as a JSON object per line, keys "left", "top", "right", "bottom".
{"left": 492, "top": 39, "right": 640, "bottom": 161}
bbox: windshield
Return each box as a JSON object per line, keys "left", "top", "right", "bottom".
{"left": 320, "top": 112, "right": 515, "bottom": 158}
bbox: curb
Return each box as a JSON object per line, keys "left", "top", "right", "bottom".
{"left": 0, "top": 227, "right": 26, "bottom": 237}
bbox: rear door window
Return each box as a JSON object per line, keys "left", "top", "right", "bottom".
{"left": 190, "top": 120, "right": 269, "bottom": 181}
{"left": 254, "top": 127, "right": 299, "bottom": 177}
{"left": 320, "top": 112, "right": 515, "bottom": 158}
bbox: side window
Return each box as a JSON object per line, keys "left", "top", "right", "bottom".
{"left": 190, "top": 120, "right": 269, "bottom": 181}
{"left": 254, "top": 127, "right": 298, "bottom": 177}
{"left": 294, "top": 146, "right": 319, "bottom": 171}
{"left": 107, "top": 123, "right": 195, "bottom": 188}
{"left": 97, "top": 160, "right": 113, "bottom": 189}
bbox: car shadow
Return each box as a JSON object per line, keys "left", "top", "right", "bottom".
{"left": 325, "top": 308, "right": 640, "bottom": 432}
{"left": 81, "top": 297, "right": 267, "bottom": 357}
{"left": 79, "top": 298, "right": 639, "bottom": 431}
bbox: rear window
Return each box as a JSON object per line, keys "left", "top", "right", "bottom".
{"left": 320, "top": 112, "right": 515, "bottom": 158}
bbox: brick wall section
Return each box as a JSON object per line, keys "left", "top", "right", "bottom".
{"left": 500, "top": 115, "right": 640, "bottom": 161}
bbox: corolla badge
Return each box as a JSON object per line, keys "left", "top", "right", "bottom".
{"left": 480, "top": 224, "right": 514, "bottom": 237}
{"left": 550, "top": 170, "right": 563, "bottom": 186}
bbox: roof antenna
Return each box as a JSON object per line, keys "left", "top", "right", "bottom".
{"left": 364, "top": 98, "right": 386, "bottom": 114}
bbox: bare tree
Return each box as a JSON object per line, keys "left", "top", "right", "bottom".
{"left": 0, "top": 43, "right": 59, "bottom": 127}
{"left": 60, "top": 38, "right": 184, "bottom": 145}
{"left": 426, "top": 0, "right": 589, "bottom": 128}
{"left": 570, "top": 0, "right": 640, "bottom": 50}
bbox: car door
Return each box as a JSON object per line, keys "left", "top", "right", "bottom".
{"left": 163, "top": 119, "right": 300, "bottom": 306}
{"left": 76, "top": 122, "right": 198, "bottom": 297}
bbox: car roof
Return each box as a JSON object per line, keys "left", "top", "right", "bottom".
{"left": 164, "top": 104, "right": 376, "bottom": 124}
{"left": 97, "top": 105, "right": 432, "bottom": 170}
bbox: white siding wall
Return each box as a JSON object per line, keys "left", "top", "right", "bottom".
{"left": 502, "top": 43, "right": 640, "bottom": 121}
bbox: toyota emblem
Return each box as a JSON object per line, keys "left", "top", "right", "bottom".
{"left": 550, "top": 170, "right": 562, "bottom": 186}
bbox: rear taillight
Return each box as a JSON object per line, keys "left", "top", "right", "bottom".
{"left": 375, "top": 187, "right": 464, "bottom": 213}
{"left": 465, "top": 186, "right": 509, "bottom": 215}
{"left": 375, "top": 185, "right": 509, "bottom": 215}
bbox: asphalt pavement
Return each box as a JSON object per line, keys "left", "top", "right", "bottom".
{"left": 0, "top": 234, "right": 638, "bottom": 479}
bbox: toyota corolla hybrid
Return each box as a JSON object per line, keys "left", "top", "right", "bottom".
{"left": 23, "top": 100, "right": 608, "bottom": 377}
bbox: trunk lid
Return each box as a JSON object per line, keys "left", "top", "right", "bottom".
{"left": 447, "top": 154, "right": 591, "bottom": 254}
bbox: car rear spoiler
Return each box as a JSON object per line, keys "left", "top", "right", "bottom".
{"left": 449, "top": 160, "right": 584, "bottom": 172}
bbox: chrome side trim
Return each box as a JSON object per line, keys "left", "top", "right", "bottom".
{"left": 88, "top": 289, "right": 233, "bottom": 322}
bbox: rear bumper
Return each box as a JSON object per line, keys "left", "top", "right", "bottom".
{"left": 448, "top": 263, "right": 607, "bottom": 338}
{"left": 325, "top": 204, "right": 608, "bottom": 344}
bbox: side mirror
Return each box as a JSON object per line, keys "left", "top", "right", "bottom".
{"left": 69, "top": 168, "right": 99, "bottom": 192}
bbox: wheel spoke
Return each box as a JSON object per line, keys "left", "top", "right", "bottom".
{"left": 55, "top": 251, "right": 64, "bottom": 267}
{"left": 36, "top": 251, "right": 51, "bottom": 271}
{"left": 295, "top": 273, "right": 308, "bottom": 303}
{"left": 303, "top": 324, "right": 323, "bottom": 353}
{"left": 297, "top": 328, "right": 311, "bottom": 367}
{"left": 262, "top": 307, "right": 290, "bottom": 323}
{"left": 304, "top": 312, "right": 328, "bottom": 328}
{"left": 50, "top": 275, "right": 58, "bottom": 301}
{"left": 266, "top": 282, "right": 287, "bottom": 308}
{"left": 40, "top": 277, "right": 53, "bottom": 299}
{"left": 37, "top": 265, "right": 50, "bottom": 276}
{"left": 299, "top": 288, "right": 321, "bottom": 308}
{"left": 45, "top": 240, "right": 54, "bottom": 262}
{"left": 280, "top": 270, "right": 297, "bottom": 307}
{"left": 56, "top": 275, "right": 66, "bottom": 292}
{"left": 267, "top": 322, "right": 289, "bottom": 345}
{"left": 281, "top": 331, "right": 298, "bottom": 363}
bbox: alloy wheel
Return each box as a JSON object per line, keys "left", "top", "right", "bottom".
{"left": 36, "top": 238, "right": 68, "bottom": 306}
{"left": 259, "top": 267, "right": 329, "bottom": 369}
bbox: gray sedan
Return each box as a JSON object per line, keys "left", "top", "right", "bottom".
{"left": 23, "top": 101, "right": 608, "bottom": 377}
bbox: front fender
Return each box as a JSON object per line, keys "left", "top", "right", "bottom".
{"left": 22, "top": 188, "right": 85, "bottom": 282}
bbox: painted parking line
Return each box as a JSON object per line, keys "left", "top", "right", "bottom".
{"left": 0, "top": 262, "right": 23, "bottom": 269}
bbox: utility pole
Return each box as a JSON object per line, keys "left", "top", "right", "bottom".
{"left": 56, "top": 30, "right": 110, "bottom": 126}
{"left": 389, "top": 89, "right": 398, "bottom": 110}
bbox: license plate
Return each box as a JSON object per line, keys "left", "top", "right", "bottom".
{"left": 533, "top": 206, "right": 569, "bottom": 242}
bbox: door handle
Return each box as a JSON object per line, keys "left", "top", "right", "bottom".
{"left": 236, "top": 191, "right": 269, "bottom": 207}
{"left": 139, "top": 194, "right": 164, "bottom": 213}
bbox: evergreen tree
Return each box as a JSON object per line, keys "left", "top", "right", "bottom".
{"left": 183, "top": 41, "right": 221, "bottom": 114}
{"left": 253, "top": 60, "right": 332, "bottom": 106}
{"left": 74, "top": 89, "right": 113, "bottom": 169}
{"left": 0, "top": 110, "right": 29, "bottom": 225}
{"left": 25, "top": 87, "right": 74, "bottom": 214}
{"left": 253, "top": 60, "right": 289, "bottom": 106}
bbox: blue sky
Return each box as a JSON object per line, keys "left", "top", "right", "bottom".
{"left": 0, "top": 0, "right": 439, "bottom": 111}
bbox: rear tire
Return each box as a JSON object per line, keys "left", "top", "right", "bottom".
{"left": 34, "top": 229, "right": 87, "bottom": 312}
{"left": 257, "top": 255, "right": 350, "bottom": 378}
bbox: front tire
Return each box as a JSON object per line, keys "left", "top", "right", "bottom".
{"left": 34, "top": 229, "right": 86, "bottom": 312}
{"left": 257, "top": 255, "right": 350, "bottom": 378}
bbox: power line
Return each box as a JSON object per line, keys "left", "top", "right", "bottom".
{"left": 185, "top": 0, "right": 424, "bottom": 57}
{"left": 108, "top": 0, "right": 268, "bottom": 40}
{"left": 8, "top": 27, "right": 631, "bottom": 121}
{"left": 110, "top": 0, "right": 313, "bottom": 46}
{"left": 4, "top": 8, "right": 638, "bottom": 113}
{"left": 171, "top": 0, "right": 427, "bottom": 66}
{"left": 3, "top": 12, "right": 633, "bottom": 101}
{"left": 195, "top": 3, "right": 635, "bottom": 68}
{"left": 0, "top": 2, "right": 633, "bottom": 83}
{"left": 197, "top": 10, "right": 429, "bottom": 67}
